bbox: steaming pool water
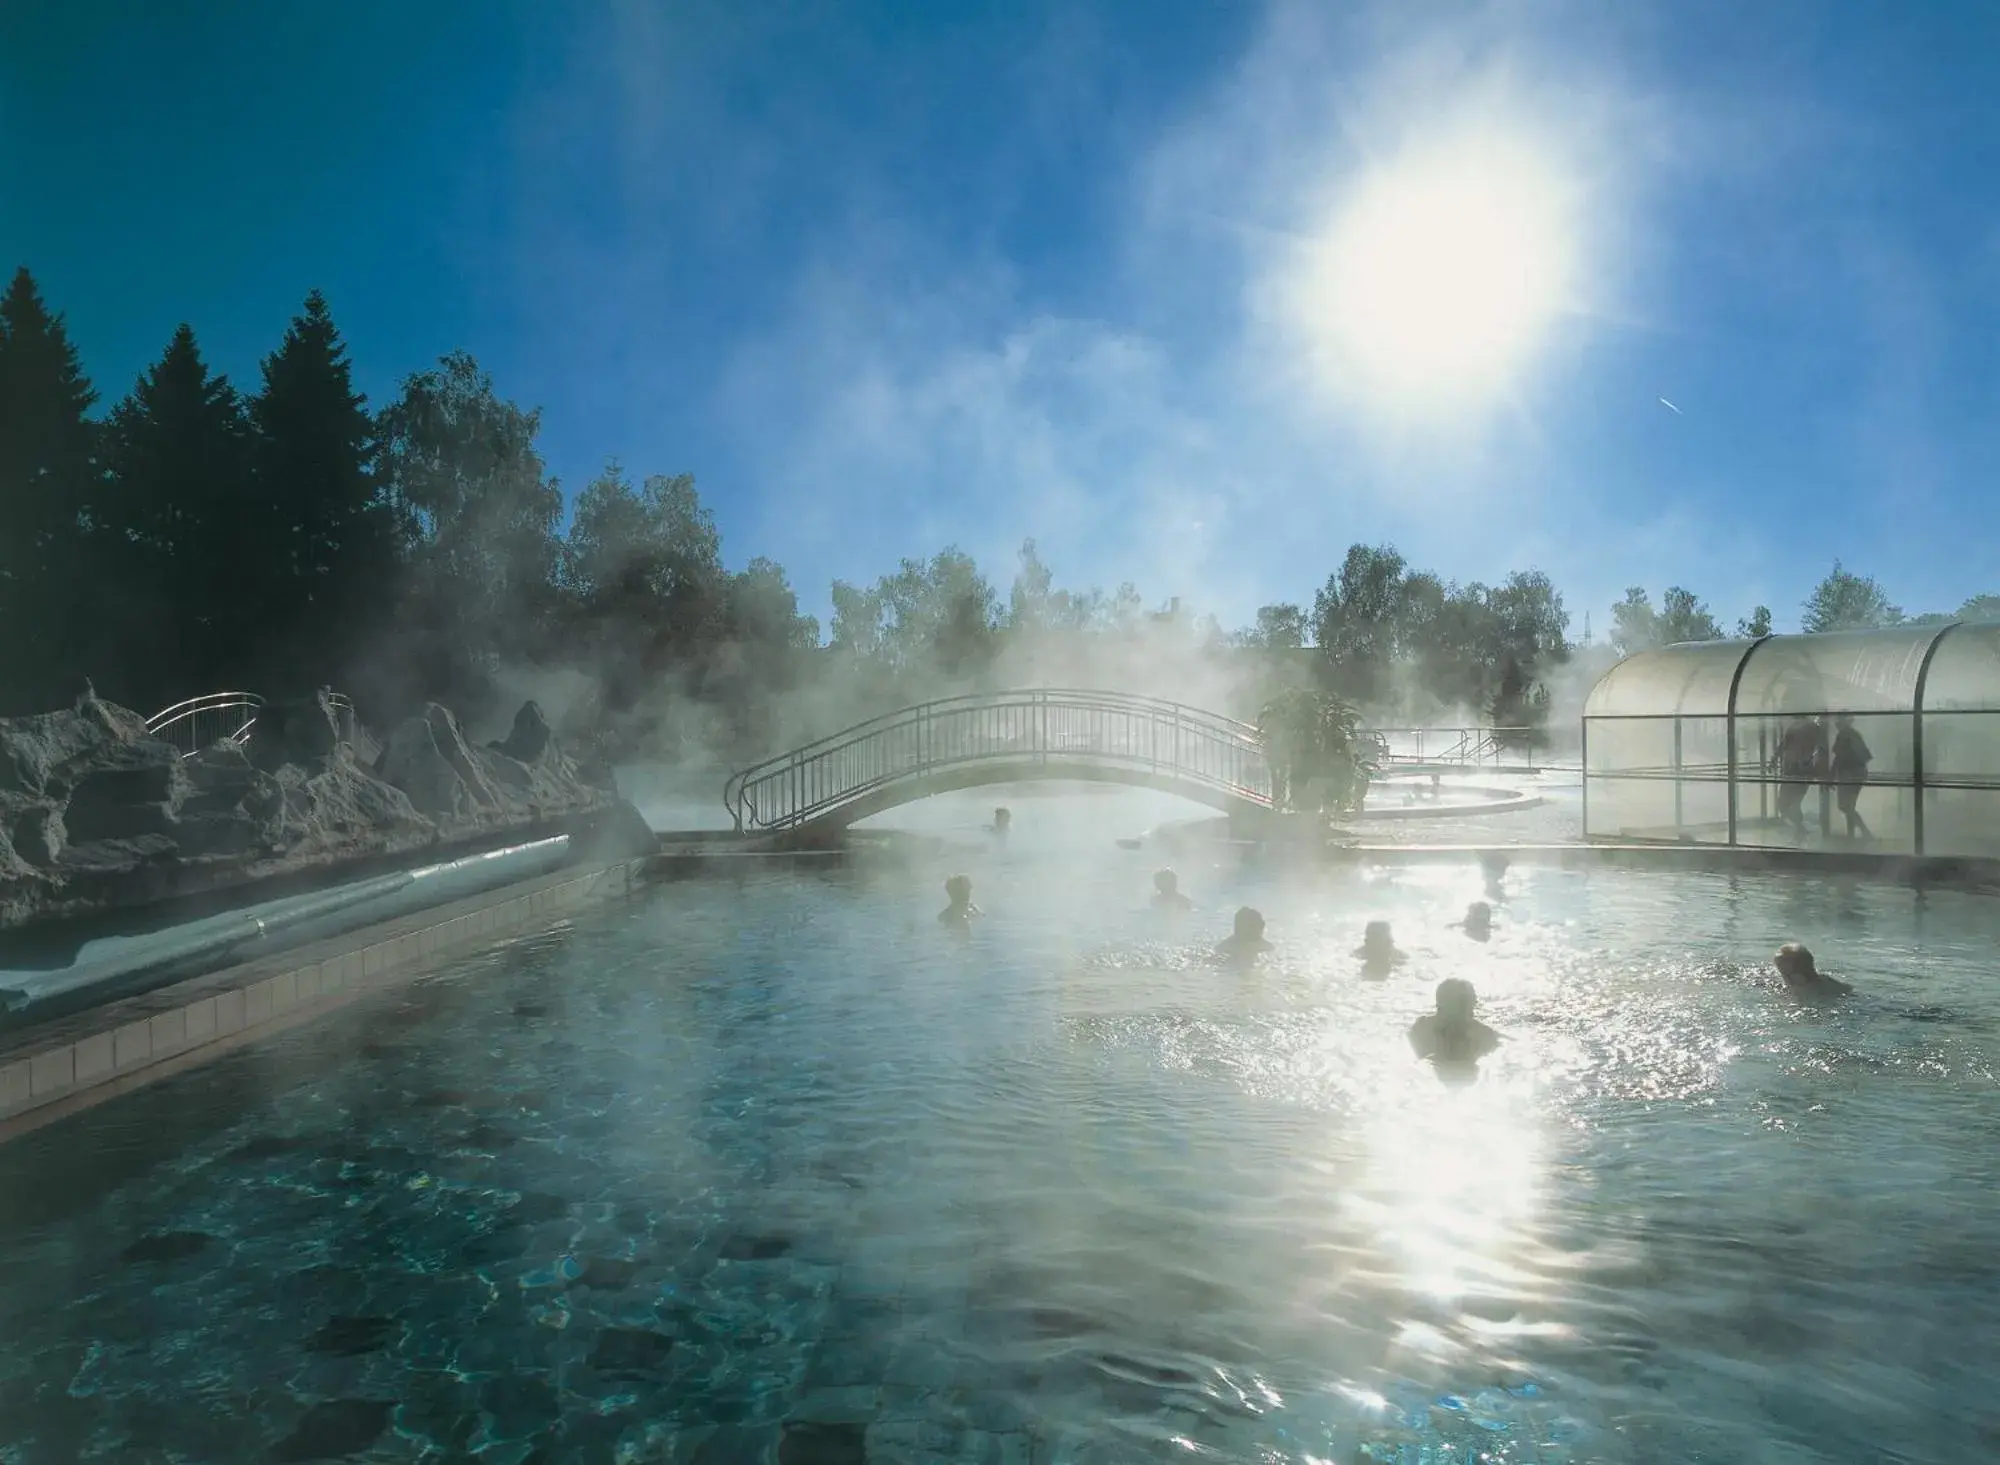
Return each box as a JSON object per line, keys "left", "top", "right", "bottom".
{"left": 1, "top": 786, "right": 1996, "bottom": 1464}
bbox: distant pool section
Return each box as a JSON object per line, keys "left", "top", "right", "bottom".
{"left": 2, "top": 799, "right": 1995, "bottom": 1463}
{"left": 1356, "top": 776, "right": 1542, "bottom": 819}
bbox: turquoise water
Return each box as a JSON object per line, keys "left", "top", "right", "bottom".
{"left": 1, "top": 788, "right": 1997, "bottom": 1463}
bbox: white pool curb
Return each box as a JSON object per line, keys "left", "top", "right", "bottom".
{"left": 0, "top": 857, "right": 649, "bottom": 1138}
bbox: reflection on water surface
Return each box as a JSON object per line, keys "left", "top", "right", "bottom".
{"left": 1, "top": 787, "right": 1996, "bottom": 1463}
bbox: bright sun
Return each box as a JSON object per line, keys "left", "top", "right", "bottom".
{"left": 1297, "top": 141, "right": 1578, "bottom": 406}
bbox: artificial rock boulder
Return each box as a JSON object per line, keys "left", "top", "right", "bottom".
{"left": 0, "top": 687, "right": 650, "bottom": 935}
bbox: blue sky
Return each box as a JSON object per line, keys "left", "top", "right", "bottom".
{"left": 5, "top": 0, "right": 1998, "bottom": 637}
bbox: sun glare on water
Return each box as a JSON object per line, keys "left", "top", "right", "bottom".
{"left": 1297, "top": 140, "right": 1580, "bottom": 408}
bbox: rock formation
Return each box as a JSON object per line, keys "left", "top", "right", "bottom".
{"left": 0, "top": 688, "right": 654, "bottom": 935}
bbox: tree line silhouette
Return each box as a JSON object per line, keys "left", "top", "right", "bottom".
{"left": 2, "top": 266, "right": 1974, "bottom": 751}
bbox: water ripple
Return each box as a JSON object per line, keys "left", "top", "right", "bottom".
{"left": 1, "top": 843, "right": 1997, "bottom": 1461}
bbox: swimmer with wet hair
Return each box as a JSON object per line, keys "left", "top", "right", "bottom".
{"left": 1152, "top": 869, "right": 1194, "bottom": 911}
{"left": 1409, "top": 978, "right": 1503, "bottom": 1063}
{"left": 1355, "top": 920, "right": 1407, "bottom": 976}
{"left": 990, "top": 806, "right": 1012, "bottom": 837}
{"left": 1214, "top": 906, "right": 1272, "bottom": 964}
{"left": 938, "top": 873, "right": 982, "bottom": 926}
{"left": 1773, "top": 942, "right": 1852, "bottom": 999}
{"left": 1480, "top": 851, "right": 1511, "bottom": 898}
{"left": 1456, "top": 901, "right": 1493, "bottom": 942}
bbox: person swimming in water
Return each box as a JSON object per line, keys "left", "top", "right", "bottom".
{"left": 990, "top": 807, "right": 1012, "bottom": 838}
{"left": 1408, "top": 978, "right": 1503, "bottom": 1064}
{"left": 1355, "top": 920, "right": 1407, "bottom": 977}
{"left": 1152, "top": 869, "right": 1193, "bottom": 911}
{"left": 1455, "top": 901, "right": 1493, "bottom": 942}
{"left": 938, "top": 873, "right": 982, "bottom": 926}
{"left": 1773, "top": 942, "right": 1852, "bottom": 999}
{"left": 1479, "top": 851, "right": 1510, "bottom": 900}
{"left": 1214, "top": 907, "right": 1272, "bottom": 964}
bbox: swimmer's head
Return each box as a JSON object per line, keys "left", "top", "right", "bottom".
{"left": 1154, "top": 869, "right": 1178, "bottom": 895}
{"left": 1233, "top": 906, "right": 1265, "bottom": 941}
{"left": 945, "top": 874, "right": 973, "bottom": 905}
{"left": 1363, "top": 920, "right": 1394, "bottom": 949}
{"left": 993, "top": 807, "right": 1011, "bottom": 827}
{"left": 1465, "top": 901, "right": 1492, "bottom": 927}
{"left": 1774, "top": 942, "right": 1818, "bottom": 984}
{"left": 1436, "top": 977, "right": 1478, "bottom": 1022}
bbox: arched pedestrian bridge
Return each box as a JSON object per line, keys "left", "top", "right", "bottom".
{"left": 723, "top": 689, "right": 1275, "bottom": 835}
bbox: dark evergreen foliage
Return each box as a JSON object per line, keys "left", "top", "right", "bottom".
{"left": 0, "top": 267, "right": 100, "bottom": 709}
{"left": 248, "top": 290, "right": 396, "bottom": 690}
{"left": 3, "top": 266, "right": 1977, "bottom": 748}
{"left": 100, "top": 323, "right": 252, "bottom": 706}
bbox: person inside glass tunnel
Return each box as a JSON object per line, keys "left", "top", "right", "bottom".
{"left": 1771, "top": 714, "right": 1823, "bottom": 835}
{"left": 1829, "top": 715, "right": 1874, "bottom": 840}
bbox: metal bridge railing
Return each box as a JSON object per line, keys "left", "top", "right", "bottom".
{"left": 144, "top": 692, "right": 266, "bottom": 758}
{"left": 1371, "top": 725, "right": 1577, "bottom": 770}
{"left": 723, "top": 688, "right": 1274, "bottom": 833}
{"left": 144, "top": 690, "right": 356, "bottom": 760}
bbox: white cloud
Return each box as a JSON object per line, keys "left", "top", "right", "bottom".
{"left": 708, "top": 0, "right": 1808, "bottom": 629}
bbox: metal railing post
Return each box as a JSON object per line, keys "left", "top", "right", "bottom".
{"left": 1911, "top": 623, "right": 1958, "bottom": 858}
{"left": 1580, "top": 719, "right": 1591, "bottom": 836}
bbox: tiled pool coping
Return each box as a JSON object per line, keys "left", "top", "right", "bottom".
{"left": 0, "top": 845, "right": 862, "bottom": 1141}
{"left": 0, "top": 857, "right": 659, "bottom": 1140}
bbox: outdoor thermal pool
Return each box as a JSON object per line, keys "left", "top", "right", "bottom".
{"left": 0, "top": 786, "right": 1996, "bottom": 1464}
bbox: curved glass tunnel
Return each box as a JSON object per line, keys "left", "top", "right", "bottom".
{"left": 1581, "top": 622, "right": 2000, "bottom": 856}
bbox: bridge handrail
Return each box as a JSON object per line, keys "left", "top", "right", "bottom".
{"left": 724, "top": 687, "right": 1266, "bottom": 832}
{"left": 733, "top": 749, "right": 1271, "bottom": 835}
{"left": 748, "top": 686, "right": 1258, "bottom": 768}
{"left": 145, "top": 691, "right": 266, "bottom": 756}
{"left": 144, "top": 691, "right": 266, "bottom": 732}
{"left": 145, "top": 689, "right": 357, "bottom": 758}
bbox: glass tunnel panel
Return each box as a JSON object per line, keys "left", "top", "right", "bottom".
{"left": 1731, "top": 626, "right": 1936, "bottom": 716}
{"left": 1918, "top": 622, "right": 2000, "bottom": 711}
{"left": 1579, "top": 640, "right": 1754, "bottom": 842}
{"left": 1582, "top": 714, "right": 1731, "bottom": 841}
{"left": 1726, "top": 628, "right": 1937, "bottom": 854}
{"left": 1915, "top": 623, "right": 2000, "bottom": 859}
{"left": 1580, "top": 639, "right": 1760, "bottom": 720}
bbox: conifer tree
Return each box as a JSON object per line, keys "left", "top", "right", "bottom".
{"left": 249, "top": 290, "right": 395, "bottom": 691}
{"left": 0, "top": 267, "right": 100, "bottom": 712}
{"left": 102, "top": 323, "right": 253, "bottom": 703}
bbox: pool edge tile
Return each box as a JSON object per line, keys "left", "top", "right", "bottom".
{"left": 113, "top": 1019, "right": 153, "bottom": 1072}
{"left": 244, "top": 979, "right": 274, "bottom": 1028}
{"left": 0, "top": 1059, "right": 29, "bottom": 1116}
{"left": 214, "top": 989, "right": 247, "bottom": 1037}
{"left": 28, "top": 1045, "right": 74, "bottom": 1098}
{"left": 148, "top": 1007, "right": 188, "bottom": 1058}
{"left": 73, "top": 1031, "right": 115, "bottom": 1084}
{"left": 183, "top": 996, "right": 217, "bottom": 1045}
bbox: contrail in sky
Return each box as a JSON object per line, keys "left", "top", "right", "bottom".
{"left": 1658, "top": 396, "right": 1683, "bottom": 415}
